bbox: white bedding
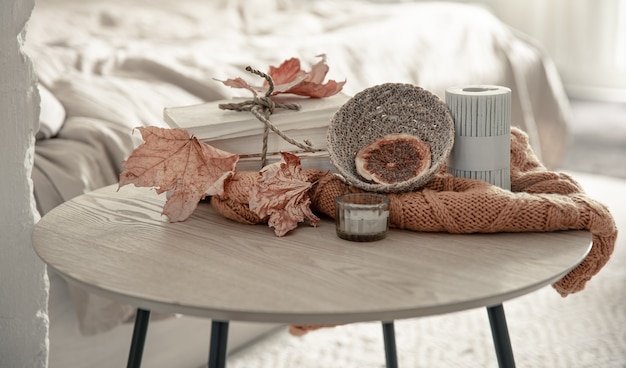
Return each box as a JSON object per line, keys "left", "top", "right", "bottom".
{"left": 27, "top": 0, "right": 572, "bottom": 337}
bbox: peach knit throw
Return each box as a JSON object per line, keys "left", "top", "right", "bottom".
{"left": 212, "top": 128, "right": 617, "bottom": 300}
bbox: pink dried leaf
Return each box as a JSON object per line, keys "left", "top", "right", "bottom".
{"left": 216, "top": 55, "right": 345, "bottom": 98}
{"left": 306, "top": 55, "right": 330, "bottom": 84}
{"left": 119, "top": 126, "right": 239, "bottom": 222}
{"left": 216, "top": 74, "right": 306, "bottom": 96}
{"left": 216, "top": 77, "right": 259, "bottom": 96}
{"left": 249, "top": 152, "right": 319, "bottom": 236}
{"left": 269, "top": 74, "right": 309, "bottom": 95}
{"left": 285, "top": 79, "right": 347, "bottom": 98}
{"left": 279, "top": 54, "right": 346, "bottom": 97}
{"left": 267, "top": 58, "right": 306, "bottom": 85}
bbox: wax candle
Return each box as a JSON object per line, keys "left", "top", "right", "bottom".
{"left": 335, "top": 193, "right": 390, "bottom": 242}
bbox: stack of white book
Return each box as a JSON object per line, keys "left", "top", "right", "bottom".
{"left": 163, "top": 93, "right": 350, "bottom": 172}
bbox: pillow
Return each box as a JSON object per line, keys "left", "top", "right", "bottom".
{"left": 37, "top": 84, "right": 66, "bottom": 140}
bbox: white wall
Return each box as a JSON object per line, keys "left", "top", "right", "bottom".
{"left": 413, "top": 0, "right": 626, "bottom": 101}
{"left": 0, "top": 0, "right": 49, "bottom": 366}
{"left": 489, "top": 0, "right": 626, "bottom": 102}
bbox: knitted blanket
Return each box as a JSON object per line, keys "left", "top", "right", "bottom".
{"left": 212, "top": 128, "right": 617, "bottom": 299}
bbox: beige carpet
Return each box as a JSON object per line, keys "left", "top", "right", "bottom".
{"left": 562, "top": 100, "right": 626, "bottom": 180}
{"left": 226, "top": 171, "right": 626, "bottom": 368}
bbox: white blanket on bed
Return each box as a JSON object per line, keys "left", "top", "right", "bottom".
{"left": 27, "top": 0, "right": 571, "bottom": 334}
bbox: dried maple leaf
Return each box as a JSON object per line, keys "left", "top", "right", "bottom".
{"left": 249, "top": 152, "right": 319, "bottom": 236}
{"left": 267, "top": 57, "right": 307, "bottom": 86}
{"left": 218, "top": 77, "right": 259, "bottom": 96}
{"left": 272, "top": 55, "right": 346, "bottom": 98}
{"left": 119, "top": 126, "right": 239, "bottom": 222}
{"left": 216, "top": 54, "right": 346, "bottom": 98}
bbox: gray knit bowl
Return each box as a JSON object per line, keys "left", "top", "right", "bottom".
{"left": 327, "top": 83, "right": 455, "bottom": 193}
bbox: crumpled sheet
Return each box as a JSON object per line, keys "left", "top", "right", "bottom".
{"left": 27, "top": 0, "right": 572, "bottom": 335}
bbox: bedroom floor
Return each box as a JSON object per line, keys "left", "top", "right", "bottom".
{"left": 561, "top": 98, "right": 626, "bottom": 179}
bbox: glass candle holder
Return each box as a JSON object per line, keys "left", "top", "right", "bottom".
{"left": 335, "top": 193, "right": 390, "bottom": 242}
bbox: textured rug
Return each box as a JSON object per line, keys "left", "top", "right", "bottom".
{"left": 226, "top": 171, "right": 626, "bottom": 368}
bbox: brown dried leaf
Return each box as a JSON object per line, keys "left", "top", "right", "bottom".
{"left": 218, "top": 77, "right": 259, "bottom": 96}
{"left": 279, "top": 55, "right": 346, "bottom": 98}
{"left": 286, "top": 79, "right": 346, "bottom": 98}
{"left": 267, "top": 57, "right": 307, "bottom": 85}
{"left": 216, "top": 55, "right": 345, "bottom": 98}
{"left": 249, "top": 152, "right": 319, "bottom": 236}
{"left": 119, "top": 126, "right": 239, "bottom": 221}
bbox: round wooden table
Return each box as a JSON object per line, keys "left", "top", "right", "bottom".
{"left": 32, "top": 185, "right": 592, "bottom": 368}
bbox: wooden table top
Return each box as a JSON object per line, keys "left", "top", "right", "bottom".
{"left": 32, "top": 185, "right": 592, "bottom": 325}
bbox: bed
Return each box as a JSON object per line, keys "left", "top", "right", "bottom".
{"left": 25, "top": 0, "right": 573, "bottom": 366}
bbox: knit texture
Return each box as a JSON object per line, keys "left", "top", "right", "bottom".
{"left": 212, "top": 127, "right": 617, "bottom": 298}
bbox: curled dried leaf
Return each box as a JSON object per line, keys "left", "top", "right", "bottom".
{"left": 119, "top": 126, "right": 239, "bottom": 222}
{"left": 218, "top": 77, "right": 258, "bottom": 96}
{"left": 249, "top": 152, "right": 319, "bottom": 236}
{"left": 216, "top": 54, "right": 345, "bottom": 98}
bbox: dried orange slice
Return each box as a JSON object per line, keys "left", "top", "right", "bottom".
{"left": 355, "top": 133, "right": 432, "bottom": 185}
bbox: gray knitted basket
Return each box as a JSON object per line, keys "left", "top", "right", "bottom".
{"left": 327, "top": 83, "right": 455, "bottom": 193}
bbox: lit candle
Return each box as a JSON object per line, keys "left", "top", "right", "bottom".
{"left": 335, "top": 193, "right": 390, "bottom": 242}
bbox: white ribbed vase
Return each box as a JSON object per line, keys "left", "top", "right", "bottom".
{"left": 445, "top": 86, "right": 512, "bottom": 190}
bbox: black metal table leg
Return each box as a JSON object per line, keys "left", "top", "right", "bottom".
{"left": 487, "top": 304, "right": 516, "bottom": 368}
{"left": 382, "top": 321, "right": 399, "bottom": 368}
{"left": 127, "top": 308, "right": 151, "bottom": 368}
{"left": 208, "top": 320, "right": 230, "bottom": 368}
